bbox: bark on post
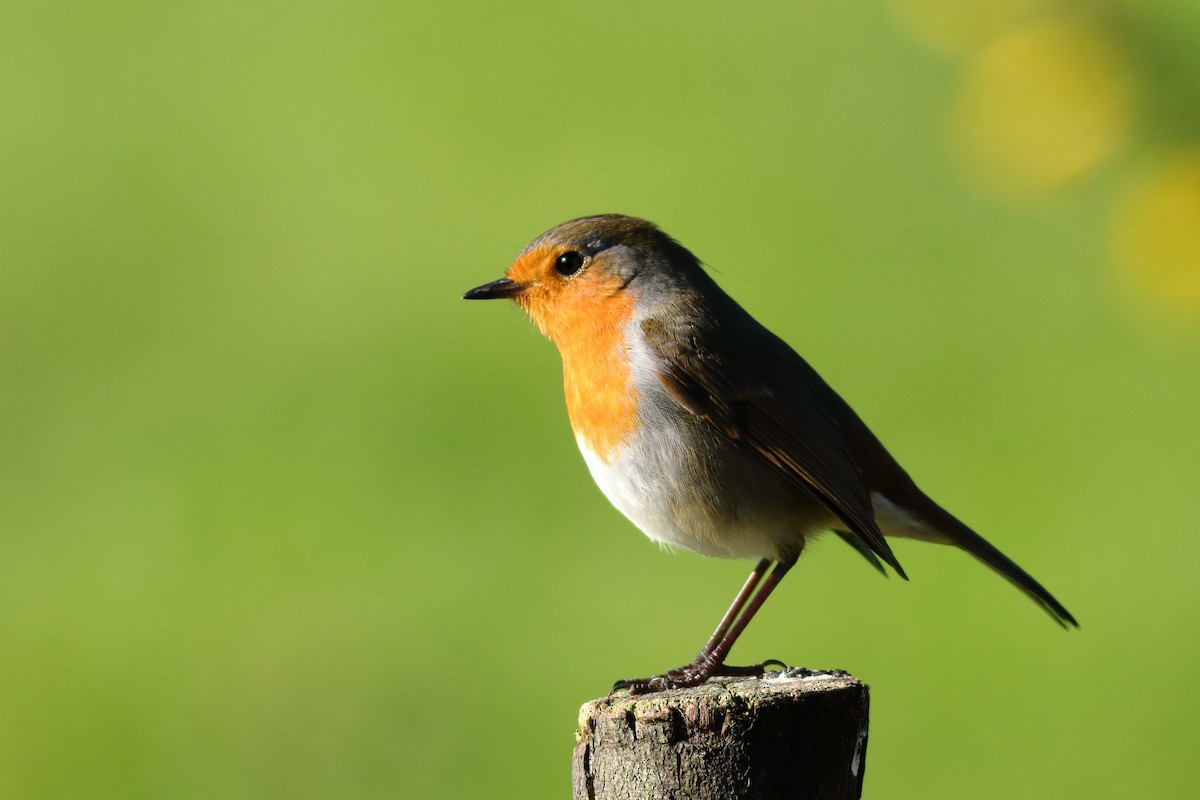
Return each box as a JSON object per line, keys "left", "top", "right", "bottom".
{"left": 572, "top": 671, "right": 869, "bottom": 800}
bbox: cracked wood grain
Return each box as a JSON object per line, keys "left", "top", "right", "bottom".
{"left": 572, "top": 672, "right": 869, "bottom": 800}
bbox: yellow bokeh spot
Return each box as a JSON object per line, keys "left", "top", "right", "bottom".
{"left": 952, "top": 18, "right": 1136, "bottom": 199}
{"left": 1112, "top": 152, "right": 1200, "bottom": 327}
{"left": 885, "top": 0, "right": 1052, "bottom": 56}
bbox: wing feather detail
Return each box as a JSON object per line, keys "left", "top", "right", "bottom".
{"left": 642, "top": 315, "right": 907, "bottom": 578}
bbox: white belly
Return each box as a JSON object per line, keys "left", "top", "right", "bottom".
{"left": 575, "top": 433, "right": 806, "bottom": 560}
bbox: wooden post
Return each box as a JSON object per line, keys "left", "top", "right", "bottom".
{"left": 572, "top": 670, "right": 869, "bottom": 800}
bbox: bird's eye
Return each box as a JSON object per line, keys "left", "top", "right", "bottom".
{"left": 555, "top": 251, "right": 585, "bottom": 277}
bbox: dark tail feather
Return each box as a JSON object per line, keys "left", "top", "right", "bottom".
{"left": 919, "top": 503, "right": 1078, "bottom": 629}
{"left": 835, "top": 529, "right": 893, "bottom": 577}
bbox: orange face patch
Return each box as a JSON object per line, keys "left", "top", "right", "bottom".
{"left": 507, "top": 246, "right": 638, "bottom": 461}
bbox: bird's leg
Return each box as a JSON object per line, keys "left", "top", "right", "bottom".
{"left": 613, "top": 558, "right": 795, "bottom": 695}
{"left": 694, "top": 558, "right": 792, "bottom": 674}
{"left": 656, "top": 558, "right": 771, "bottom": 683}
{"left": 692, "top": 557, "right": 770, "bottom": 664}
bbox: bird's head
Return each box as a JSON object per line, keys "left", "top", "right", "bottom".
{"left": 463, "top": 214, "right": 704, "bottom": 346}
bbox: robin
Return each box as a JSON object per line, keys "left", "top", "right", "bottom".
{"left": 464, "top": 214, "right": 1077, "bottom": 694}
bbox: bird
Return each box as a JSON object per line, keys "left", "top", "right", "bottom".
{"left": 463, "top": 214, "right": 1077, "bottom": 694}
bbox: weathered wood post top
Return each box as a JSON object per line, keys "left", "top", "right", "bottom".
{"left": 573, "top": 670, "right": 870, "bottom": 800}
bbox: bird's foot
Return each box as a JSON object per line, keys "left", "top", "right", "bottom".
{"left": 611, "top": 657, "right": 788, "bottom": 696}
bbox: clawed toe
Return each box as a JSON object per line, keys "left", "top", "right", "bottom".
{"left": 610, "top": 658, "right": 788, "bottom": 696}
{"left": 611, "top": 669, "right": 706, "bottom": 696}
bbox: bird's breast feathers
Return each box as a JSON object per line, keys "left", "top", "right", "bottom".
{"left": 568, "top": 328, "right": 823, "bottom": 560}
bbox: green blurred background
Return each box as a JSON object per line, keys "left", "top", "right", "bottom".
{"left": 2, "top": 1, "right": 1199, "bottom": 797}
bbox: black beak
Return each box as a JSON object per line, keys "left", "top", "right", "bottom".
{"left": 462, "top": 277, "right": 525, "bottom": 300}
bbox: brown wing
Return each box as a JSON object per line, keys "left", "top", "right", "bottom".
{"left": 643, "top": 316, "right": 907, "bottom": 578}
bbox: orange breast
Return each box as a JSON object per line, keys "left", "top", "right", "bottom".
{"left": 551, "top": 285, "right": 638, "bottom": 462}
{"left": 507, "top": 245, "right": 640, "bottom": 461}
